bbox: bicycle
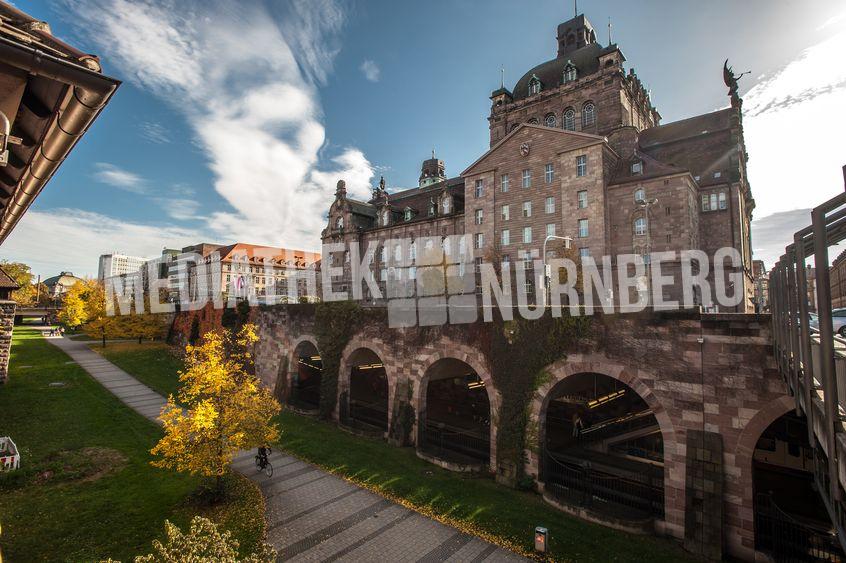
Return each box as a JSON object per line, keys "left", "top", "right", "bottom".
{"left": 255, "top": 447, "right": 273, "bottom": 477}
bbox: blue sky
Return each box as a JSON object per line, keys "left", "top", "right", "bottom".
{"left": 3, "top": 0, "right": 846, "bottom": 277}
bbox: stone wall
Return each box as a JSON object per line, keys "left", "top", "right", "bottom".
{"left": 171, "top": 304, "right": 786, "bottom": 560}
{"left": 0, "top": 300, "right": 16, "bottom": 384}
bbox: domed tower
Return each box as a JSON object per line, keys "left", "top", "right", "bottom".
{"left": 419, "top": 151, "right": 446, "bottom": 188}
{"left": 487, "top": 12, "right": 660, "bottom": 147}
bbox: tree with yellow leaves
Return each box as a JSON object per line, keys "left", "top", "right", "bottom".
{"left": 151, "top": 324, "right": 280, "bottom": 496}
{"left": 58, "top": 279, "right": 100, "bottom": 328}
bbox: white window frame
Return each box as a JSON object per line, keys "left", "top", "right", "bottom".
{"left": 578, "top": 218, "right": 589, "bottom": 238}
{"left": 523, "top": 226, "right": 532, "bottom": 244}
{"left": 501, "top": 204, "right": 510, "bottom": 221}
{"left": 576, "top": 155, "right": 587, "bottom": 177}
{"left": 577, "top": 190, "right": 588, "bottom": 209}
{"left": 475, "top": 179, "right": 484, "bottom": 198}
{"left": 546, "top": 223, "right": 556, "bottom": 238}
{"left": 475, "top": 209, "right": 484, "bottom": 225}
{"left": 634, "top": 188, "right": 645, "bottom": 203}
{"left": 501, "top": 229, "right": 510, "bottom": 246}
{"left": 545, "top": 196, "right": 554, "bottom": 214}
{"left": 634, "top": 217, "right": 646, "bottom": 236}
{"left": 500, "top": 173, "right": 509, "bottom": 192}
{"left": 522, "top": 201, "right": 532, "bottom": 218}
{"left": 718, "top": 192, "right": 727, "bottom": 210}
{"left": 474, "top": 233, "right": 484, "bottom": 249}
{"left": 522, "top": 169, "right": 531, "bottom": 188}
{"left": 564, "top": 109, "right": 576, "bottom": 131}
{"left": 545, "top": 163, "right": 554, "bottom": 183}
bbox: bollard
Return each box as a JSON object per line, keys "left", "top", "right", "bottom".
{"left": 534, "top": 526, "right": 548, "bottom": 553}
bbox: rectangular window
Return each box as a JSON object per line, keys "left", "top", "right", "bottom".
{"left": 718, "top": 192, "right": 727, "bottom": 210}
{"left": 710, "top": 193, "right": 717, "bottom": 211}
{"left": 475, "top": 209, "right": 484, "bottom": 225}
{"left": 474, "top": 233, "right": 484, "bottom": 249}
{"left": 576, "top": 155, "right": 587, "bottom": 177}
{"left": 380, "top": 246, "right": 387, "bottom": 262}
{"left": 501, "top": 173, "right": 509, "bottom": 192}
{"left": 501, "top": 204, "right": 510, "bottom": 221}
{"left": 523, "top": 226, "right": 532, "bottom": 243}
{"left": 474, "top": 179, "right": 484, "bottom": 198}
{"left": 522, "top": 169, "right": 531, "bottom": 188}
{"left": 545, "top": 163, "right": 554, "bottom": 183}
{"left": 701, "top": 194, "right": 709, "bottom": 211}
{"left": 501, "top": 229, "right": 510, "bottom": 246}
{"left": 579, "top": 247, "right": 590, "bottom": 258}
{"left": 545, "top": 196, "right": 555, "bottom": 214}
{"left": 522, "top": 201, "right": 532, "bottom": 217}
{"left": 546, "top": 223, "right": 556, "bottom": 237}
{"left": 577, "top": 190, "right": 588, "bottom": 209}
{"left": 578, "top": 218, "right": 589, "bottom": 238}
{"left": 380, "top": 268, "right": 387, "bottom": 281}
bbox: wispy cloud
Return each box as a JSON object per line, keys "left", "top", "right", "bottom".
{"left": 63, "top": 0, "right": 373, "bottom": 251}
{"left": 93, "top": 162, "right": 147, "bottom": 193}
{"left": 156, "top": 197, "right": 201, "bottom": 221}
{"left": 139, "top": 121, "right": 171, "bottom": 144}
{"left": 2, "top": 208, "right": 205, "bottom": 277}
{"left": 360, "top": 59, "right": 380, "bottom": 82}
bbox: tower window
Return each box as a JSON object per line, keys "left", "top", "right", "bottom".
{"left": 582, "top": 102, "right": 596, "bottom": 128}
{"left": 563, "top": 108, "right": 576, "bottom": 131}
{"left": 545, "top": 113, "right": 557, "bottom": 127}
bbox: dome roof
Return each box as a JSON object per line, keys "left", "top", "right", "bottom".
{"left": 512, "top": 42, "right": 615, "bottom": 101}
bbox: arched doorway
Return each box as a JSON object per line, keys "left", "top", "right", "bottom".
{"left": 420, "top": 358, "right": 491, "bottom": 467}
{"left": 346, "top": 348, "right": 389, "bottom": 432}
{"left": 753, "top": 412, "right": 844, "bottom": 560}
{"left": 290, "top": 340, "right": 321, "bottom": 411}
{"left": 542, "top": 372, "right": 664, "bottom": 521}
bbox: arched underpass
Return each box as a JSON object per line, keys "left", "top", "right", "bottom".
{"left": 346, "top": 348, "right": 389, "bottom": 432}
{"left": 290, "top": 340, "right": 322, "bottom": 411}
{"left": 542, "top": 372, "right": 664, "bottom": 523}
{"left": 753, "top": 412, "right": 844, "bottom": 561}
{"left": 419, "top": 358, "right": 491, "bottom": 468}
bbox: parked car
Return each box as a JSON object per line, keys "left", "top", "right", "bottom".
{"left": 832, "top": 309, "right": 846, "bottom": 337}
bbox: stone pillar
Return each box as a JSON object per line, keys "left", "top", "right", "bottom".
{"left": 0, "top": 300, "right": 16, "bottom": 384}
{"left": 684, "top": 430, "right": 723, "bottom": 560}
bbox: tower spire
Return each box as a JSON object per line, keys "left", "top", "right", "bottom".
{"left": 608, "top": 17, "right": 612, "bottom": 45}
{"left": 500, "top": 65, "right": 504, "bottom": 89}
{"left": 574, "top": 0, "right": 578, "bottom": 17}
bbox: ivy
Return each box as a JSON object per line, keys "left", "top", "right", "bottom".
{"left": 488, "top": 313, "right": 590, "bottom": 485}
{"left": 314, "top": 301, "right": 363, "bottom": 420}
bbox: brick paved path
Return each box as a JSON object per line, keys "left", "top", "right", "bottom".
{"left": 48, "top": 335, "right": 527, "bottom": 562}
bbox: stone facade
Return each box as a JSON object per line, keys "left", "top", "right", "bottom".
{"left": 0, "top": 301, "right": 16, "bottom": 384}
{"left": 164, "top": 304, "right": 790, "bottom": 560}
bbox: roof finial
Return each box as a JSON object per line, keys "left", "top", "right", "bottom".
{"left": 574, "top": 0, "right": 578, "bottom": 17}
{"left": 608, "top": 17, "right": 612, "bottom": 46}
{"left": 432, "top": 148, "right": 435, "bottom": 159}
{"left": 500, "top": 65, "right": 504, "bottom": 89}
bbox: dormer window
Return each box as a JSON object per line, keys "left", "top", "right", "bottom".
{"left": 563, "top": 63, "right": 577, "bottom": 83}
{"left": 528, "top": 75, "right": 542, "bottom": 96}
{"left": 631, "top": 161, "right": 643, "bottom": 175}
{"left": 428, "top": 200, "right": 435, "bottom": 216}
{"left": 381, "top": 209, "right": 390, "bottom": 226}
{"left": 336, "top": 216, "right": 344, "bottom": 229}
{"left": 442, "top": 197, "right": 451, "bottom": 214}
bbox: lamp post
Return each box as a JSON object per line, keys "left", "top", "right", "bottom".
{"left": 542, "top": 234, "right": 573, "bottom": 307}
{"left": 635, "top": 197, "right": 658, "bottom": 307}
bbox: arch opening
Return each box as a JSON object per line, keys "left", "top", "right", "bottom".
{"left": 420, "top": 358, "right": 490, "bottom": 465}
{"left": 346, "top": 348, "right": 388, "bottom": 432}
{"left": 542, "top": 372, "right": 664, "bottom": 520}
{"left": 290, "top": 340, "right": 322, "bottom": 411}
{"left": 752, "top": 412, "right": 844, "bottom": 560}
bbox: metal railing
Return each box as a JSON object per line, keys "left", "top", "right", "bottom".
{"left": 349, "top": 399, "right": 388, "bottom": 431}
{"left": 544, "top": 453, "right": 664, "bottom": 519}
{"left": 769, "top": 166, "right": 846, "bottom": 552}
{"left": 755, "top": 493, "right": 844, "bottom": 562}
{"left": 420, "top": 420, "right": 490, "bottom": 464}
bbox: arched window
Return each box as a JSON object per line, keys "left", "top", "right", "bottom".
{"left": 634, "top": 217, "right": 647, "bottom": 236}
{"left": 634, "top": 187, "right": 645, "bottom": 203}
{"left": 563, "top": 108, "right": 576, "bottom": 131}
{"left": 528, "top": 76, "right": 541, "bottom": 96}
{"left": 510, "top": 123, "right": 520, "bottom": 132}
{"left": 544, "top": 113, "right": 557, "bottom": 127}
{"left": 582, "top": 102, "right": 596, "bottom": 128}
{"left": 527, "top": 117, "right": 539, "bottom": 125}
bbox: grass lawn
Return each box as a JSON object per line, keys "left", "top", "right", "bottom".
{"left": 277, "top": 411, "right": 694, "bottom": 562}
{"left": 0, "top": 328, "right": 265, "bottom": 561}
{"left": 90, "top": 341, "right": 184, "bottom": 398}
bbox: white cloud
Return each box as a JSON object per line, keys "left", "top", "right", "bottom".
{"left": 139, "top": 121, "right": 171, "bottom": 144}
{"left": 2, "top": 208, "right": 206, "bottom": 278}
{"left": 157, "top": 198, "right": 201, "bottom": 221}
{"left": 93, "top": 162, "right": 147, "bottom": 193}
{"left": 64, "top": 0, "right": 373, "bottom": 252}
{"left": 744, "top": 28, "right": 846, "bottom": 220}
{"left": 360, "top": 59, "right": 380, "bottom": 82}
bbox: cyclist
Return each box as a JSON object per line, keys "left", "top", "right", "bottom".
{"left": 257, "top": 445, "right": 271, "bottom": 468}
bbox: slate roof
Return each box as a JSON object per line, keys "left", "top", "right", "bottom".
{"left": 512, "top": 42, "right": 619, "bottom": 101}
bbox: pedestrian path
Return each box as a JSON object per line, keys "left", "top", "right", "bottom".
{"left": 47, "top": 335, "right": 527, "bottom": 562}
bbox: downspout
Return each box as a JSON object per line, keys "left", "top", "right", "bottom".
{"left": 0, "top": 35, "right": 120, "bottom": 244}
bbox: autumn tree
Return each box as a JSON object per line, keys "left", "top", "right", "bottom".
{"left": 151, "top": 324, "right": 280, "bottom": 496}
{"left": 58, "top": 279, "right": 100, "bottom": 328}
{"left": 0, "top": 260, "right": 49, "bottom": 307}
{"left": 134, "top": 516, "right": 275, "bottom": 563}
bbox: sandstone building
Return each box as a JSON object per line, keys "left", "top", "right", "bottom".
{"left": 323, "top": 13, "right": 755, "bottom": 311}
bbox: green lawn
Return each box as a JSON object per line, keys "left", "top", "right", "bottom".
{"left": 0, "top": 328, "right": 264, "bottom": 561}
{"left": 277, "top": 411, "right": 693, "bottom": 562}
{"left": 91, "top": 341, "right": 184, "bottom": 398}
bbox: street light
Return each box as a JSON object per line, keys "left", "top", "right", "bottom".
{"left": 542, "top": 234, "right": 573, "bottom": 307}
